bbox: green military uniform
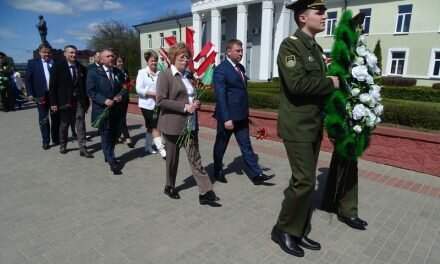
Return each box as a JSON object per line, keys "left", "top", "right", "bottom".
{"left": 275, "top": 29, "right": 334, "bottom": 238}
{"left": 322, "top": 151, "right": 359, "bottom": 218}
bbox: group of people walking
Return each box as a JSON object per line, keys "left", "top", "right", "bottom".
{"left": 18, "top": 0, "right": 367, "bottom": 258}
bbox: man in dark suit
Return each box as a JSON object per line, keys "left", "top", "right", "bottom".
{"left": 213, "top": 38, "right": 275, "bottom": 185}
{"left": 49, "top": 45, "right": 92, "bottom": 157}
{"left": 87, "top": 51, "right": 100, "bottom": 72}
{"left": 271, "top": 0, "right": 340, "bottom": 257}
{"left": 25, "top": 43, "right": 60, "bottom": 149}
{"left": 86, "top": 49, "right": 126, "bottom": 174}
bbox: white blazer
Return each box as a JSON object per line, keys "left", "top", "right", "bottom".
{"left": 136, "top": 67, "right": 160, "bottom": 110}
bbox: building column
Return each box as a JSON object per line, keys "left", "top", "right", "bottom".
{"left": 211, "top": 8, "right": 222, "bottom": 65}
{"left": 272, "top": 2, "right": 291, "bottom": 78}
{"left": 192, "top": 12, "right": 202, "bottom": 67}
{"left": 236, "top": 3, "right": 248, "bottom": 66}
{"left": 259, "top": 0, "right": 274, "bottom": 80}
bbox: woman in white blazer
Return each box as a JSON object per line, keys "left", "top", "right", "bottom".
{"left": 136, "top": 51, "right": 166, "bottom": 158}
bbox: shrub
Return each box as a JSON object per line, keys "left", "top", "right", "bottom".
{"left": 381, "top": 99, "right": 440, "bottom": 130}
{"left": 381, "top": 86, "right": 440, "bottom": 103}
{"left": 380, "top": 76, "right": 417, "bottom": 86}
{"left": 432, "top": 83, "right": 440, "bottom": 89}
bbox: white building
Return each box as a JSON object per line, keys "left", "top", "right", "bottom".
{"left": 135, "top": 0, "right": 440, "bottom": 85}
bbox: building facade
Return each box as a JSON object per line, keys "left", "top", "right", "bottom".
{"left": 135, "top": 0, "right": 440, "bottom": 85}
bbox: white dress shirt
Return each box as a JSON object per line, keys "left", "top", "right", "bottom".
{"left": 136, "top": 66, "right": 160, "bottom": 110}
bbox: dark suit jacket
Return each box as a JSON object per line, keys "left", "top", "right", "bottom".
{"left": 156, "top": 68, "right": 197, "bottom": 135}
{"left": 25, "top": 58, "right": 51, "bottom": 98}
{"left": 86, "top": 66, "right": 126, "bottom": 123}
{"left": 87, "top": 63, "right": 99, "bottom": 72}
{"left": 49, "top": 60, "right": 89, "bottom": 109}
{"left": 213, "top": 59, "right": 249, "bottom": 122}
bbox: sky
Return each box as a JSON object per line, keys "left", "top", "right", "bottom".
{"left": 0, "top": 0, "right": 191, "bottom": 63}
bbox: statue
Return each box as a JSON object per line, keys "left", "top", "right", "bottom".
{"left": 36, "top": 15, "right": 49, "bottom": 45}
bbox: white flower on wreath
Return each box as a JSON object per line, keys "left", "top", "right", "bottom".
{"left": 352, "top": 104, "right": 367, "bottom": 120}
{"left": 374, "top": 103, "right": 384, "bottom": 115}
{"left": 353, "top": 125, "right": 363, "bottom": 133}
{"left": 355, "top": 56, "right": 364, "bottom": 65}
{"left": 369, "top": 86, "right": 381, "bottom": 100}
{"left": 366, "top": 53, "right": 377, "bottom": 68}
{"left": 351, "top": 88, "right": 360, "bottom": 96}
{"left": 356, "top": 45, "right": 368, "bottom": 56}
{"left": 375, "top": 117, "right": 382, "bottom": 125}
{"left": 352, "top": 65, "right": 369, "bottom": 81}
{"left": 366, "top": 74, "right": 374, "bottom": 84}
{"left": 359, "top": 93, "right": 371, "bottom": 104}
{"left": 357, "top": 35, "right": 366, "bottom": 45}
{"left": 365, "top": 109, "right": 377, "bottom": 127}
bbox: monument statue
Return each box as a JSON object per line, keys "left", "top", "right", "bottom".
{"left": 36, "top": 15, "right": 49, "bottom": 45}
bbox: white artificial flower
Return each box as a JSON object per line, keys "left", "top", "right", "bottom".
{"left": 372, "top": 65, "right": 381, "bottom": 74}
{"left": 356, "top": 45, "right": 368, "bottom": 56}
{"left": 355, "top": 57, "right": 364, "bottom": 65}
{"left": 374, "top": 104, "right": 384, "bottom": 115}
{"left": 352, "top": 104, "right": 367, "bottom": 120}
{"left": 351, "top": 65, "right": 369, "bottom": 82}
{"left": 369, "top": 87, "right": 381, "bottom": 100}
{"left": 358, "top": 35, "right": 365, "bottom": 45}
{"left": 366, "top": 74, "right": 374, "bottom": 84}
{"left": 351, "top": 88, "right": 360, "bottom": 96}
{"left": 366, "top": 53, "right": 378, "bottom": 68}
{"left": 375, "top": 117, "right": 382, "bottom": 125}
{"left": 369, "top": 98, "right": 377, "bottom": 108}
{"left": 353, "top": 125, "right": 362, "bottom": 133}
{"left": 366, "top": 111, "right": 377, "bottom": 127}
{"left": 359, "top": 93, "right": 371, "bottom": 104}
{"left": 371, "top": 84, "right": 381, "bottom": 93}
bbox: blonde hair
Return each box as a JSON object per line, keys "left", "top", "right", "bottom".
{"left": 168, "top": 42, "right": 192, "bottom": 64}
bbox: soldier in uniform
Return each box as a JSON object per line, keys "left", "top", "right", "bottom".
{"left": 271, "top": 0, "right": 340, "bottom": 257}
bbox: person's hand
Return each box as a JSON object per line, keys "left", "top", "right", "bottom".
{"left": 50, "top": 105, "right": 57, "bottom": 112}
{"left": 113, "top": 95, "right": 122, "bottom": 103}
{"left": 193, "top": 100, "right": 201, "bottom": 109}
{"left": 185, "top": 103, "right": 195, "bottom": 114}
{"left": 27, "top": 95, "right": 34, "bottom": 101}
{"left": 104, "top": 99, "right": 114, "bottom": 107}
{"left": 329, "top": 76, "right": 340, "bottom": 88}
{"left": 224, "top": 120, "right": 234, "bottom": 130}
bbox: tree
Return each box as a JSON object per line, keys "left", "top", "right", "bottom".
{"left": 373, "top": 40, "right": 382, "bottom": 71}
{"left": 88, "top": 20, "right": 140, "bottom": 77}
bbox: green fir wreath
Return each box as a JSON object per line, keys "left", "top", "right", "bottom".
{"left": 324, "top": 10, "right": 383, "bottom": 161}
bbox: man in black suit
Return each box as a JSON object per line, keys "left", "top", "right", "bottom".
{"left": 49, "top": 45, "right": 93, "bottom": 157}
{"left": 25, "top": 43, "right": 60, "bottom": 149}
{"left": 87, "top": 51, "right": 100, "bottom": 72}
{"left": 87, "top": 49, "right": 126, "bottom": 174}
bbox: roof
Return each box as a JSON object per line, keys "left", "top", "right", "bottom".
{"left": 133, "top": 12, "right": 192, "bottom": 28}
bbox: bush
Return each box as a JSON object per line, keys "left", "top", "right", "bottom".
{"left": 381, "top": 86, "right": 440, "bottom": 103}
{"left": 432, "top": 83, "right": 440, "bottom": 89}
{"left": 381, "top": 99, "right": 440, "bottom": 130}
{"left": 380, "top": 76, "right": 417, "bottom": 86}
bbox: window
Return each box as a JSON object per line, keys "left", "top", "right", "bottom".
{"left": 172, "top": 31, "right": 177, "bottom": 39}
{"left": 429, "top": 49, "right": 440, "bottom": 78}
{"left": 147, "top": 34, "right": 152, "bottom": 49}
{"left": 359, "top": 8, "right": 371, "bottom": 34}
{"left": 326, "top": 12, "right": 337, "bottom": 36}
{"left": 390, "top": 51, "right": 406, "bottom": 75}
{"left": 160, "top": 32, "right": 164, "bottom": 48}
{"left": 221, "top": 18, "right": 226, "bottom": 42}
{"left": 395, "top": 4, "right": 412, "bottom": 33}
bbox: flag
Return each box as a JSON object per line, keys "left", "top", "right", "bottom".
{"left": 201, "top": 64, "right": 214, "bottom": 85}
{"left": 164, "top": 36, "right": 177, "bottom": 47}
{"left": 196, "top": 51, "right": 216, "bottom": 77}
{"left": 194, "top": 42, "right": 214, "bottom": 62}
{"left": 185, "top": 27, "right": 195, "bottom": 73}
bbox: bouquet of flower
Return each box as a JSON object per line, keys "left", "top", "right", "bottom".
{"left": 31, "top": 95, "right": 47, "bottom": 106}
{"left": 40, "top": 101, "right": 74, "bottom": 126}
{"left": 176, "top": 66, "right": 214, "bottom": 148}
{"left": 122, "top": 79, "right": 136, "bottom": 93}
{"left": 91, "top": 87, "right": 127, "bottom": 128}
{"left": 248, "top": 118, "right": 267, "bottom": 140}
{"left": 324, "top": 10, "right": 383, "bottom": 160}
{"left": 0, "top": 64, "right": 14, "bottom": 92}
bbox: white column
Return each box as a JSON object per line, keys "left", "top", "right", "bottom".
{"left": 211, "top": 8, "right": 222, "bottom": 65}
{"left": 192, "top": 12, "right": 202, "bottom": 67}
{"left": 236, "top": 3, "right": 248, "bottom": 66}
{"left": 259, "top": 0, "right": 274, "bottom": 80}
{"left": 272, "top": 2, "right": 291, "bottom": 78}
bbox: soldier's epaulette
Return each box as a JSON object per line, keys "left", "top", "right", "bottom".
{"left": 289, "top": 35, "right": 298, "bottom": 40}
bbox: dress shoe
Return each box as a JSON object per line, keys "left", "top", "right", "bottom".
{"left": 252, "top": 173, "right": 275, "bottom": 185}
{"left": 337, "top": 215, "right": 367, "bottom": 230}
{"left": 271, "top": 226, "right": 304, "bottom": 257}
{"left": 214, "top": 170, "right": 227, "bottom": 183}
{"left": 109, "top": 162, "right": 121, "bottom": 174}
{"left": 79, "top": 149, "right": 94, "bottom": 158}
{"left": 296, "top": 236, "right": 321, "bottom": 250}
{"left": 164, "top": 186, "right": 180, "bottom": 199}
{"left": 355, "top": 217, "right": 368, "bottom": 226}
{"left": 71, "top": 133, "right": 77, "bottom": 140}
{"left": 42, "top": 144, "right": 50, "bottom": 150}
{"left": 60, "top": 147, "right": 67, "bottom": 154}
{"left": 199, "top": 190, "right": 221, "bottom": 207}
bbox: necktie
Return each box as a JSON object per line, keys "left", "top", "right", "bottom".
{"left": 108, "top": 70, "right": 114, "bottom": 87}
{"left": 45, "top": 60, "right": 51, "bottom": 70}
{"left": 235, "top": 65, "right": 244, "bottom": 82}
{"left": 70, "top": 65, "right": 77, "bottom": 81}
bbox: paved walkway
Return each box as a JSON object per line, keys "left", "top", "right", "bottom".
{"left": 1, "top": 104, "right": 439, "bottom": 264}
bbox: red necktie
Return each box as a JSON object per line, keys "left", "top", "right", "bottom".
{"left": 235, "top": 65, "right": 244, "bottom": 81}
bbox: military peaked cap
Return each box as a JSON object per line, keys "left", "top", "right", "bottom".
{"left": 285, "top": 0, "right": 327, "bottom": 12}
